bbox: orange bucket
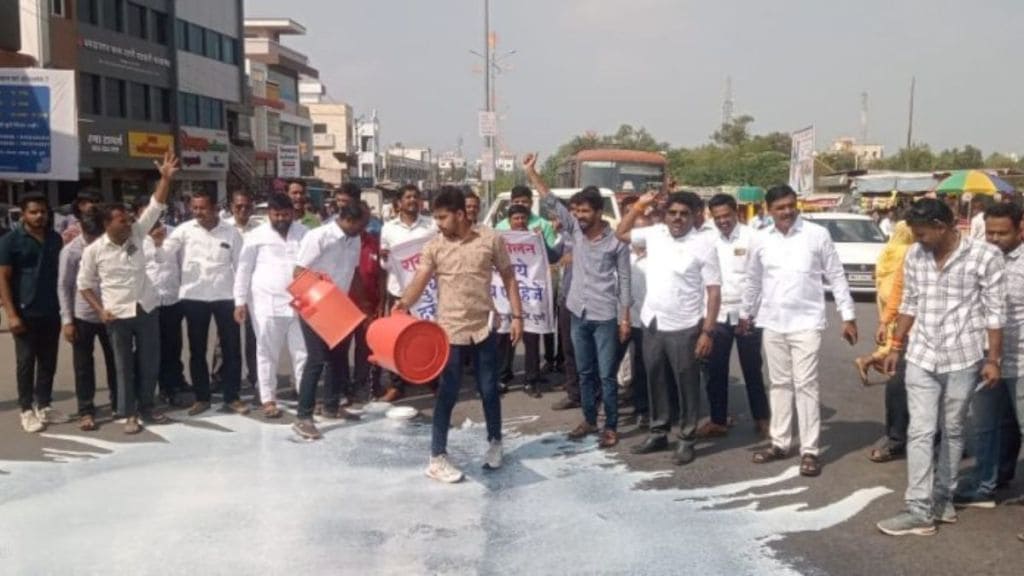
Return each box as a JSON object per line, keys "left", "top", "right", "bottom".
{"left": 367, "top": 312, "right": 450, "bottom": 384}
{"left": 289, "top": 270, "right": 365, "bottom": 349}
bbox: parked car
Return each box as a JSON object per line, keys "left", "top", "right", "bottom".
{"left": 483, "top": 187, "right": 621, "bottom": 228}
{"left": 801, "top": 212, "right": 886, "bottom": 294}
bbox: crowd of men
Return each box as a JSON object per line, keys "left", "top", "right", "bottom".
{"left": 0, "top": 151, "right": 1021, "bottom": 542}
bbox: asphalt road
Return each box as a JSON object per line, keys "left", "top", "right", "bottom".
{"left": 0, "top": 300, "right": 1021, "bottom": 575}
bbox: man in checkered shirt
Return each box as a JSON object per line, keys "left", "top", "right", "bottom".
{"left": 954, "top": 202, "right": 1024, "bottom": 532}
{"left": 876, "top": 197, "right": 1006, "bottom": 537}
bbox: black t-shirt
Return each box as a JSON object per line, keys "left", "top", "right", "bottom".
{"left": 0, "top": 225, "right": 62, "bottom": 318}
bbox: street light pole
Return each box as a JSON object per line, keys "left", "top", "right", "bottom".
{"left": 483, "top": 0, "right": 493, "bottom": 203}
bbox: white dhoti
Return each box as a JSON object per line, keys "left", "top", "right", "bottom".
{"left": 252, "top": 313, "right": 307, "bottom": 403}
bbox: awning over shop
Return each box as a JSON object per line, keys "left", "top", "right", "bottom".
{"left": 853, "top": 172, "right": 939, "bottom": 194}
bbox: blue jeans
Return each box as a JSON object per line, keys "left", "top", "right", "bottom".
{"left": 966, "top": 377, "right": 1024, "bottom": 497}
{"left": 570, "top": 314, "right": 621, "bottom": 431}
{"left": 905, "top": 362, "right": 979, "bottom": 518}
{"left": 432, "top": 334, "right": 501, "bottom": 456}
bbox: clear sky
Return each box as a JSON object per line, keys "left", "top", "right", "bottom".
{"left": 244, "top": 0, "right": 1022, "bottom": 159}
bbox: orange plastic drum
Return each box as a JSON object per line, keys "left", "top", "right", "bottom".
{"left": 367, "top": 312, "right": 450, "bottom": 385}
{"left": 288, "top": 270, "right": 365, "bottom": 349}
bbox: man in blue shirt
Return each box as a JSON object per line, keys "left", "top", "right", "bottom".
{"left": 0, "top": 192, "right": 66, "bottom": 433}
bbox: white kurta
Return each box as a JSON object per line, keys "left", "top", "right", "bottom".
{"left": 233, "top": 222, "right": 309, "bottom": 402}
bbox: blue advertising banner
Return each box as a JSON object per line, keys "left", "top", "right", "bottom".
{"left": 0, "top": 69, "right": 78, "bottom": 180}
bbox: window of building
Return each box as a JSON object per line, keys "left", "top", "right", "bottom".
{"left": 151, "top": 10, "right": 168, "bottom": 45}
{"left": 79, "top": 73, "right": 102, "bottom": 115}
{"left": 198, "top": 96, "right": 213, "bottom": 129}
{"left": 77, "top": 0, "right": 97, "bottom": 25}
{"left": 101, "top": 0, "right": 123, "bottom": 32}
{"left": 313, "top": 123, "right": 328, "bottom": 134}
{"left": 50, "top": 0, "right": 67, "bottom": 17}
{"left": 155, "top": 88, "right": 171, "bottom": 123}
{"left": 104, "top": 78, "right": 126, "bottom": 118}
{"left": 129, "top": 82, "right": 150, "bottom": 121}
{"left": 221, "top": 36, "right": 236, "bottom": 65}
{"left": 204, "top": 29, "right": 221, "bottom": 61}
{"left": 175, "top": 19, "right": 188, "bottom": 50}
{"left": 188, "top": 22, "right": 204, "bottom": 55}
{"left": 126, "top": 2, "right": 147, "bottom": 39}
{"left": 179, "top": 93, "right": 199, "bottom": 127}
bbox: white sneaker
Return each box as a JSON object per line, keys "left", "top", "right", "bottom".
{"left": 425, "top": 455, "right": 465, "bottom": 484}
{"left": 20, "top": 410, "right": 45, "bottom": 433}
{"left": 483, "top": 440, "right": 503, "bottom": 470}
{"left": 35, "top": 405, "right": 70, "bottom": 425}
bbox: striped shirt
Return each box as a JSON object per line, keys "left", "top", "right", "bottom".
{"left": 899, "top": 236, "right": 1005, "bottom": 373}
{"left": 1002, "top": 243, "right": 1024, "bottom": 377}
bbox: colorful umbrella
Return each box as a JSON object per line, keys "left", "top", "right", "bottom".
{"left": 736, "top": 186, "right": 765, "bottom": 203}
{"left": 935, "top": 170, "right": 1014, "bottom": 196}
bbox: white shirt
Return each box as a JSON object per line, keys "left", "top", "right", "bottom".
{"left": 233, "top": 222, "right": 309, "bottom": 317}
{"left": 296, "top": 218, "right": 361, "bottom": 292}
{"left": 381, "top": 213, "right": 436, "bottom": 296}
{"left": 162, "top": 219, "right": 243, "bottom": 302}
{"left": 143, "top": 223, "right": 180, "bottom": 306}
{"left": 714, "top": 223, "right": 754, "bottom": 324}
{"left": 77, "top": 198, "right": 165, "bottom": 319}
{"left": 632, "top": 224, "right": 721, "bottom": 331}
{"left": 225, "top": 216, "right": 261, "bottom": 236}
{"left": 970, "top": 211, "right": 986, "bottom": 241}
{"left": 629, "top": 251, "right": 647, "bottom": 329}
{"left": 880, "top": 217, "right": 893, "bottom": 237}
{"left": 741, "top": 217, "right": 856, "bottom": 334}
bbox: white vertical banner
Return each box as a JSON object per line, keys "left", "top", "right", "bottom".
{"left": 387, "top": 235, "right": 439, "bottom": 320}
{"left": 478, "top": 111, "right": 497, "bottom": 137}
{"left": 277, "top": 144, "right": 300, "bottom": 179}
{"left": 0, "top": 68, "right": 79, "bottom": 180}
{"left": 491, "top": 231, "right": 554, "bottom": 334}
{"left": 789, "top": 126, "right": 815, "bottom": 196}
{"left": 387, "top": 231, "right": 554, "bottom": 335}
{"left": 480, "top": 147, "right": 495, "bottom": 182}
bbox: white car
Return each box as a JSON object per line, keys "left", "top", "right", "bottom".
{"left": 483, "top": 187, "right": 621, "bottom": 228}
{"left": 801, "top": 212, "right": 886, "bottom": 294}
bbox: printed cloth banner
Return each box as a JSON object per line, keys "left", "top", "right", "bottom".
{"left": 387, "top": 231, "right": 554, "bottom": 334}
{"left": 491, "top": 231, "right": 554, "bottom": 334}
{"left": 0, "top": 68, "right": 79, "bottom": 180}
{"left": 387, "top": 235, "right": 439, "bottom": 320}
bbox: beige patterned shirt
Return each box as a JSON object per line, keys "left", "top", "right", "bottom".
{"left": 419, "top": 227, "right": 512, "bottom": 345}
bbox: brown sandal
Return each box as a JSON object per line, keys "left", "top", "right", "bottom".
{"left": 262, "top": 402, "right": 282, "bottom": 419}
{"left": 78, "top": 414, "right": 97, "bottom": 432}
{"left": 752, "top": 446, "right": 790, "bottom": 464}
{"left": 800, "top": 454, "right": 822, "bottom": 477}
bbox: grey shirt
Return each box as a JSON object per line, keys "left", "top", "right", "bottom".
{"left": 542, "top": 195, "right": 630, "bottom": 322}
{"left": 58, "top": 236, "right": 101, "bottom": 325}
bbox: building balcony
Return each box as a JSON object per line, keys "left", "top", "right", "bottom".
{"left": 244, "top": 38, "right": 319, "bottom": 78}
{"left": 313, "top": 133, "right": 335, "bottom": 148}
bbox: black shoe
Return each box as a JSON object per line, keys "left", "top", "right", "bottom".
{"left": 523, "top": 383, "right": 543, "bottom": 399}
{"left": 550, "top": 396, "right": 580, "bottom": 411}
{"left": 631, "top": 435, "right": 669, "bottom": 455}
{"left": 498, "top": 382, "right": 510, "bottom": 395}
{"left": 277, "top": 389, "right": 298, "bottom": 401}
{"left": 674, "top": 443, "right": 696, "bottom": 465}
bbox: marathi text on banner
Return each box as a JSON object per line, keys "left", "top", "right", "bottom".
{"left": 386, "top": 235, "right": 439, "bottom": 320}
{"left": 491, "top": 231, "right": 554, "bottom": 335}
{"left": 387, "top": 231, "right": 554, "bottom": 335}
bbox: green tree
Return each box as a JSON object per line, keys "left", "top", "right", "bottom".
{"left": 875, "top": 145, "right": 937, "bottom": 171}
{"left": 985, "top": 152, "right": 1019, "bottom": 170}
{"left": 935, "top": 145, "right": 984, "bottom": 170}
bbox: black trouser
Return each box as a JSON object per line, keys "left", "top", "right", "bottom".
{"left": 72, "top": 319, "right": 117, "bottom": 416}
{"left": 298, "top": 318, "right": 350, "bottom": 419}
{"left": 108, "top": 307, "right": 160, "bottom": 417}
{"left": 157, "top": 302, "right": 187, "bottom": 397}
{"left": 337, "top": 321, "right": 379, "bottom": 400}
{"left": 630, "top": 327, "right": 649, "bottom": 416}
{"left": 884, "top": 359, "right": 910, "bottom": 448}
{"left": 211, "top": 315, "right": 256, "bottom": 386}
{"left": 645, "top": 321, "right": 701, "bottom": 445}
{"left": 559, "top": 304, "right": 580, "bottom": 401}
{"left": 182, "top": 299, "right": 240, "bottom": 403}
{"left": 497, "top": 332, "right": 542, "bottom": 384}
{"left": 706, "top": 322, "right": 770, "bottom": 425}
{"left": 13, "top": 315, "right": 60, "bottom": 411}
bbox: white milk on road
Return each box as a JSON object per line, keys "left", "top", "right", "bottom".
{"left": 0, "top": 412, "right": 890, "bottom": 575}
